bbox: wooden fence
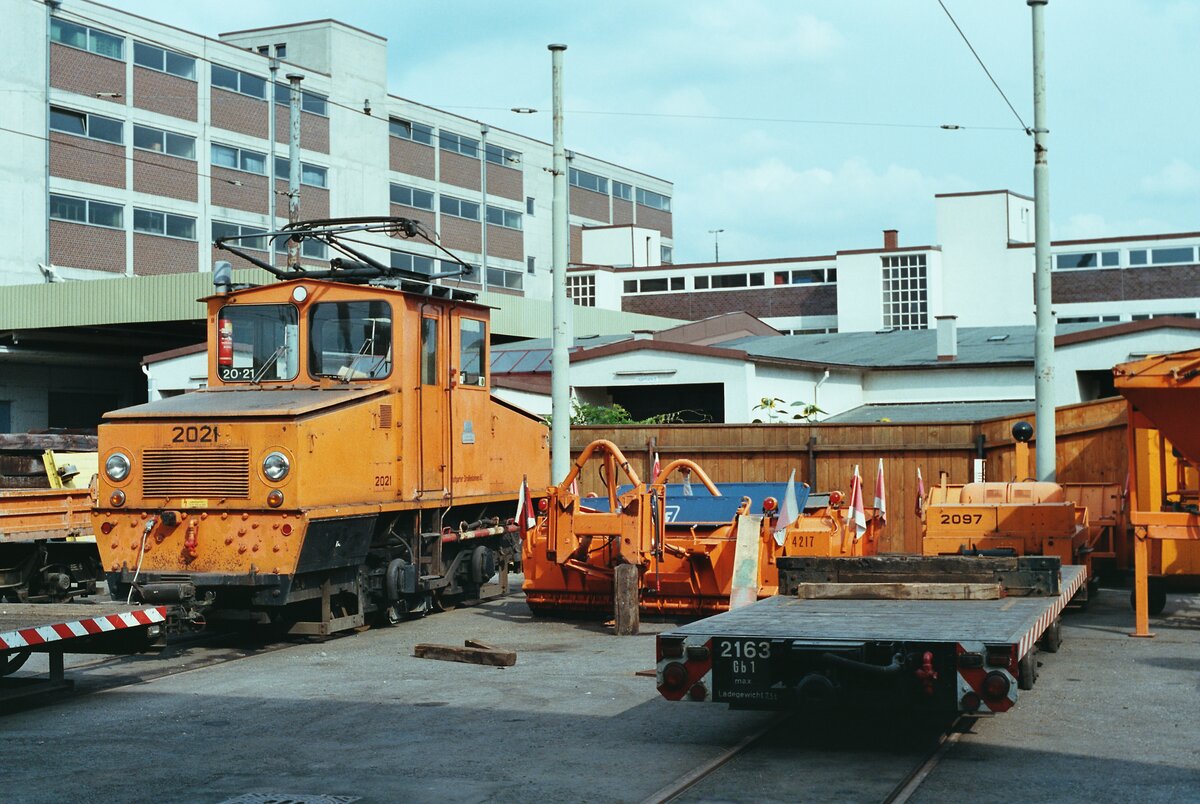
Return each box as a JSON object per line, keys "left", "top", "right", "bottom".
{"left": 570, "top": 398, "right": 1129, "bottom": 554}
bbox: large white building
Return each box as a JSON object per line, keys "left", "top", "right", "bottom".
{"left": 0, "top": 1, "right": 678, "bottom": 432}
{"left": 1, "top": 1, "right": 674, "bottom": 292}
{"left": 568, "top": 190, "right": 1200, "bottom": 335}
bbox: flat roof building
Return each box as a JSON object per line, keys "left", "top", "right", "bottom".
{"left": 569, "top": 190, "right": 1200, "bottom": 335}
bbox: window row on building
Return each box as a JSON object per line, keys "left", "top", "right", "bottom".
{"left": 51, "top": 18, "right": 329, "bottom": 115}
{"left": 50, "top": 103, "right": 329, "bottom": 186}
{"left": 389, "top": 250, "right": 524, "bottom": 292}
{"left": 48, "top": 190, "right": 340, "bottom": 263}
{"left": 389, "top": 118, "right": 522, "bottom": 167}
{"left": 568, "top": 167, "right": 672, "bottom": 211}
{"left": 210, "top": 142, "right": 328, "bottom": 187}
{"left": 1053, "top": 244, "right": 1199, "bottom": 270}
{"left": 620, "top": 265, "right": 841, "bottom": 296}
{"left": 50, "top": 192, "right": 196, "bottom": 240}
{"left": 212, "top": 220, "right": 327, "bottom": 258}
{"left": 390, "top": 183, "right": 523, "bottom": 231}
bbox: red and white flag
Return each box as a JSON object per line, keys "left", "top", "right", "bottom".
{"left": 516, "top": 475, "right": 535, "bottom": 533}
{"left": 916, "top": 467, "right": 926, "bottom": 519}
{"left": 847, "top": 464, "right": 867, "bottom": 541}
{"left": 652, "top": 452, "right": 661, "bottom": 481}
{"left": 873, "top": 458, "right": 887, "bottom": 524}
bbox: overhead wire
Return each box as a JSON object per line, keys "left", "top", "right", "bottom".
{"left": 936, "top": 0, "right": 1031, "bottom": 134}
{"left": 44, "top": 1, "right": 1023, "bottom": 136}
{"left": 0, "top": 122, "right": 280, "bottom": 187}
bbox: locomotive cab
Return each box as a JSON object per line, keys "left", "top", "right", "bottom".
{"left": 93, "top": 219, "right": 549, "bottom": 633}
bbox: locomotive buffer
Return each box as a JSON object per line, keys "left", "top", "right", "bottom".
{"left": 656, "top": 555, "right": 1084, "bottom": 714}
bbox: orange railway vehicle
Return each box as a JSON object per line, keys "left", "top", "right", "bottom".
{"left": 93, "top": 218, "right": 549, "bottom": 634}
{"left": 920, "top": 421, "right": 1119, "bottom": 603}
{"left": 1114, "top": 349, "right": 1200, "bottom": 632}
{"left": 1, "top": 487, "right": 98, "bottom": 602}
{"left": 522, "top": 439, "right": 878, "bottom": 617}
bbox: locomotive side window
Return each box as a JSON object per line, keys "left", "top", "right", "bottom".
{"left": 459, "top": 318, "right": 486, "bottom": 387}
{"left": 421, "top": 317, "right": 438, "bottom": 385}
{"left": 217, "top": 304, "right": 299, "bottom": 383}
{"left": 309, "top": 300, "right": 393, "bottom": 380}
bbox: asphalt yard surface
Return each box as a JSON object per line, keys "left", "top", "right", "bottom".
{"left": 4, "top": 585, "right": 1199, "bottom": 803}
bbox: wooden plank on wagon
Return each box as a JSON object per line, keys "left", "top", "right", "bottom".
{"left": 794, "top": 582, "right": 1002, "bottom": 600}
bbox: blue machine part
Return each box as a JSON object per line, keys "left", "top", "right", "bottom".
{"left": 582, "top": 482, "right": 811, "bottom": 526}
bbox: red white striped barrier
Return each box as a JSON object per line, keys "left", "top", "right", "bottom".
{"left": 1017, "top": 565, "right": 1086, "bottom": 659}
{"left": 0, "top": 606, "right": 168, "bottom": 651}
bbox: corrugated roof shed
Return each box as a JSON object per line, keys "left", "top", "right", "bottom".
{"left": 728, "top": 324, "right": 1106, "bottom": 368}
{"left": 824, "top": 400, "right": 1037, "bottom": 424}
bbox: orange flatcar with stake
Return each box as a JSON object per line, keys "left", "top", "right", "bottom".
{"left": 93, "top": 218, "right": 548, "bottom": 634}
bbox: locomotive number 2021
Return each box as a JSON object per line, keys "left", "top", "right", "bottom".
{"left": 939, "top": 513, "right": 983, "bottom": 525}
{"left": 171, "top": 425, "right": 219, "bottom": 443}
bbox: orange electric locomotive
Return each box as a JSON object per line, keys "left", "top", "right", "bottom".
{"left": 93, "top": 218, "right": 549, "bottom": 634}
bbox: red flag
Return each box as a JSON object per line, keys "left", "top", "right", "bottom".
{"left": 652, "top": 452, "right": 661, "bottom": 481}
{"left": 916, "top": 467, "right": 926, "bottom": 518}
{"left": 847, "top": 464, "right": 867, "bottom": 540}
{"left": 873, "top": 458, "right": 887, "bottom": 524}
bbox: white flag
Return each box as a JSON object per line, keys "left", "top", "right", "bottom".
{"left": 774, "top": 468, "right": 798, "bottom": 546}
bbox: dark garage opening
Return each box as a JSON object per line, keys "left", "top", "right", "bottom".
{"left": 608, "top": 382, "right": 724, "bottom": 423}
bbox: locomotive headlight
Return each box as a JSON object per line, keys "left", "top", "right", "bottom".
{"left": 262, "top": 451, "right": 291, "bottom": 482}
{"left": 105, "top": 452, "right": 131, "bottom": 482}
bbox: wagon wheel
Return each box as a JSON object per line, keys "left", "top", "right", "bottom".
{"left": 1017, "top": 650, "right": 1038, "bottom": 691}
{"left": 1129, "top": 581, "right": 1169, "bottom": 617}
{"left": 1039, "top": 618, "right": 1062, "bottom": 653}
{"left": 1, "top": 650, "right": 31, "bottom": 677}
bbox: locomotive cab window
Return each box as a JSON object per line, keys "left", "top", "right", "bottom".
{"left": 459, "top": 318, "right": 486, "bottom": 387}
{"left": 309, "top": 301, "right": 393, "bottom": 380}
{"left": 217, "top": 304, "right": 299, "bottom": 382}
{"left": 421, "top": 317, "right": 438, "bottom": 385}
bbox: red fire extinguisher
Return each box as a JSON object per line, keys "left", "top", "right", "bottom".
{"left": 218, "top": 318, "right": 233, "bottom": 367}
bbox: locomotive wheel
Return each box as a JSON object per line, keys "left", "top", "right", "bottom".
{"left": 1, "top": 649, "right": 32, "bottom": 677}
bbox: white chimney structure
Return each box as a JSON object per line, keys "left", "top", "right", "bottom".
{"left": 936, "top": 315, "right": 958, "bottom": 361}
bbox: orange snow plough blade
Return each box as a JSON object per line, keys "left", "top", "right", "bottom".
{"left": 521, "top": 439, "right": 879, "bottom": 618}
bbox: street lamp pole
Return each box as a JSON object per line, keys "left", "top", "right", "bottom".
{"left": 549, "top": 44, "right": 570, "bottom": 484}
{"left": 1029, "top": 0, "right": 1055, "bottom": 481}
{"left": 708, "top": 229, "right": 724, "bottom": 263}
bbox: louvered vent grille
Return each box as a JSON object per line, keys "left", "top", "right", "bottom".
{"left": 379, "top": 404, "right": 393, "bottom": 429}
{"left": 142, "top": 448, "right": 251, "bottom": 498}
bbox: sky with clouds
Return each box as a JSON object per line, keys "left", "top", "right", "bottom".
{"left": 117, "top": 0, "right": 1199, "bottom": 264}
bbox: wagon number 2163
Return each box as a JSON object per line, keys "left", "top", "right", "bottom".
{"left": 940, "top": 513, "right": 983, "bottom": 524}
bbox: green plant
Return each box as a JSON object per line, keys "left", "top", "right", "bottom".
{"left": 570, "top": 401, "right": 635, "bottom": 425}
{"left": 753, "top": 397, "right": 825, "bottom": 423}
{"left": 752, "top": 397, "right": 789, "bottom": 422}
{"left": 790, "top": 402, "right": 826, "bottom": 422}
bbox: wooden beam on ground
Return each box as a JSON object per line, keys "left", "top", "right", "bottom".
{"left": 413, "top": 640, "right": 517, "bottom": 667}
{"left": 794, "top": 582, "right": 1002, "bottom": 600}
